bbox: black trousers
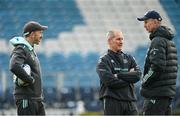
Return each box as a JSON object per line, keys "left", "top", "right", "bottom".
{"left": 103, "top": 97, "right": 138, "bottom": 115}
{"left": 142, "top": 98, "right": 172, "bottom": 115}
{"left": 15, "top": 99, "right": 45, "bottom": 115}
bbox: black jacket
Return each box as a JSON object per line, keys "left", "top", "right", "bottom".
{"left": 9, "top": 37, "right": 43, "bottom": 100}
{"left": 96, "top": 50, "right": 141, "bottom": 101}
{"left": 141, "top": 26, "right": 178, "bottom": 98}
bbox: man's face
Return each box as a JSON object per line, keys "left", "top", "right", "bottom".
{"left": 31, "top": 30, "right": 43, "bottom": 45}
{"left": 109, "top": 32, "right": 123, "bottom": 52}
{"left": 144, "top": 19, "right": 158, "bottom": 33}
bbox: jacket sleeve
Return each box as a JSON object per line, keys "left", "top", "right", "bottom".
{"left": 96, "top": 58, "right": 129, "bottom": 89}
{"left": 117, "top": 56, "right": 141, "bottom": 83}
{"left": 9, "top": 46, "right": 34, "bottom": 84}
{"left": 149, "top": 37, "right": 167, "bottom": 71}
{"left": 142, "top": 38, "right": 166, "bottom": 86}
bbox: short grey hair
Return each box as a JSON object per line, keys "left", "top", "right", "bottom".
{"left": 106, "top": 30, "right": 115, "bottom": 39}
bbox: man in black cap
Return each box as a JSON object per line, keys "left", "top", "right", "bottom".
{"left": 9, "top": 21, "right": 48, "bottom": 115}
{"left": 137, "top": 10, "right": 178, "bottom": 115}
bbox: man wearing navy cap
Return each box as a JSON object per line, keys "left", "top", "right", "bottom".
{"left": 137, "top": 10, "right": 178, "bottom": 115}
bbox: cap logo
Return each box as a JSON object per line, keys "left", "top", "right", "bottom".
{"left": 158, "top": 17, "right": 162, "bottom": 21}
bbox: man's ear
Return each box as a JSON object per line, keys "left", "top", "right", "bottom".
{"left": 108, "top": 38, "right": 111, "bottom": 43}
{"left": 29, "top": 32, "right": 35, "bottom": 38}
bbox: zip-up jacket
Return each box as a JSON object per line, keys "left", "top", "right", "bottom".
{"left": 141, "top": 26, "right": 178, "bottom": 98}
{"left": 96, "top": 50, "right": 142, "bottom": 101}
{"left": 9, "top": 37, "right": 43, "bottom": 100}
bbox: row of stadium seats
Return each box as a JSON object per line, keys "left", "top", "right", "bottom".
{"left": 0, "top": 86, "right": 102, "bottom": 111}
{"left": 0, "top": 52, "right": 100, "bottom": 88}
{"left": 1, "top": 85, "right": 180, "bottom": 112}
{"left": 0, "top": 0, "right": 177, "bottom": 55}
{"left": 0, "top": 0, "right": 84, "bottom": 39}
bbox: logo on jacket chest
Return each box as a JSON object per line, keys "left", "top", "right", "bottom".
{"left": 123, "top": 59, "right": 128, "bottom": 64}
{"left": 111, "top": 58, "right": 128, "bottom": 72}
{"left": 114, "top": 67, "right": 128, "bottom": 72}
{"left": 111, "top": 58, "right": 128, "bottom": 64}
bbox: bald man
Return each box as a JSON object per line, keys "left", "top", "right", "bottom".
{"left": 96, "top": 30, "right": 142, "bottom": 115}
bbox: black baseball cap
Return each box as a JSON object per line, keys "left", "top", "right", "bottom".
{"left": 23, "top": 21, "right": 48, "bottom": 36}
{"left": 137, "top": 10, "right": 162, "bottom": 21}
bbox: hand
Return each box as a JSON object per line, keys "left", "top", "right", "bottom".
{"left": 17, "top": 78, "right": 29, "bottom": 86}
{"left": 13, "top": 75, "right": 35, "bottom": 87}
{"left": 129, "top": 68, "right": 134, "bottom": 72}
{"left": 30, "top": 76, "right": 35, "bottom": 84}
{"left": 13, "top": 75, "right": 29, "bottom": 86}
{"left": 141, "top": 74, "right": 148, "bottom": 84}
{"left": 114, "top": 74, "right": 118, "bottom": 78}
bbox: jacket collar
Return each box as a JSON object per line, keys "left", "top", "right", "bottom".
{"left": 9, "top": 36, "right": 33, "bottom": 51}
{"left": 108, "top": 49, "right": 123, "bottom": 55}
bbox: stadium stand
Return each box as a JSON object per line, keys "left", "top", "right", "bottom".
{"left": 0, "top": 0, "right": 85, "bottom": 39}
{"left": 0, "top": 0, "right": 180, "bottom": 115}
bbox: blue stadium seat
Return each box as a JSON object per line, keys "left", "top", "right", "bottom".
{"left": 59, "top": 87, "right": 76, "bottom": 102}
{"left": 0, "top": 53, "right": 9, "bottom": 72}
{"left": 67, "top": 53, "right": 83, "bottom": 71}
{"left": 48, "top": 53, "right": 68, "bottom": 71}
{"left": 84, "top": 100, "right": 102, "bottom": 112}
{"left": 42, "top": 75, "right": 57, "bottom": 88}
{"left": 84, "top": 52, "right": 99, "bottom": 70}
{"left": 79, "top": 87, "right": 94, "bottom": 101}
{"left": 43, "top": 87, "right": 57, "bottom": 107}
{"left": 0, "top": 86, "right": 3, "bottom": 108}
{"left": 4, "top": 88, "right": 14, "bottom": 108}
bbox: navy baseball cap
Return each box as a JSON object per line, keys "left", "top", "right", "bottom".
{"left": 23, "top": 21, "right": 48, "bottom": 36}
{"left": 137, "top": 10, "right": 162, "bottom": 21}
